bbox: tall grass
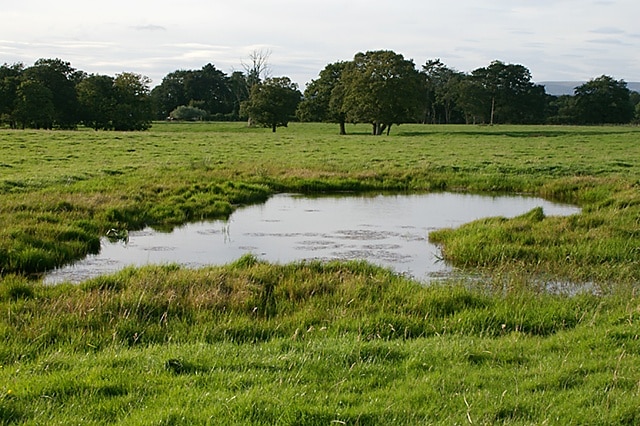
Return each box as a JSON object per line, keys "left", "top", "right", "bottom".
{"left": 1, "top": 259, "right": 638, "bottom": 424}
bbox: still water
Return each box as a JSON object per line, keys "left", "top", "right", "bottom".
{"left": 45, "top": 193, "right": 580, "bottom": 284}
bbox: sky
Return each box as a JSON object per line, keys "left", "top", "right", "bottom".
{"left": 2, "top": 0, "right": 639, "bottom": 89}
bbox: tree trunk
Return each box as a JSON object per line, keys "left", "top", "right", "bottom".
{"left": 490, "top": 96, "right": 495, "bottom": 126}
{"left": 371, "top": 122, "right": 386, "bottom": 135}
{"left": 339, "top": 121, "right": 346, "bottom": 135}
{"left": 272, "top": 123, "right": 277, "bottom": 132}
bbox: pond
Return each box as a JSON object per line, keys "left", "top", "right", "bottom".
{"left": 44, "top": 192, "right": 581, "bottom": 284}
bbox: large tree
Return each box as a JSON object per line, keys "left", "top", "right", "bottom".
{"left": 454, "top": 76, "right": 491, "bottom": 125}
{"left": 150, "top": 70, "right": 192, "bottom": 119}
{"left": 184, "top": 64, "right": 234, "bottom": 116}
{"left": 22, "top": 58, "right": 81, "bottom": 129}
{"left": 13, "top": 79, "right": 55, "bottom": 129}
{"left": 111, "top": 72, "right": 153, "bottom": 131}
{"left": 0, "top": 63, "right": 23, "bottom": 127}
{"left": 471, "top": 60, "right": 546, "bottom": 124}
{"left": 241, "top": 77, "right": 301, "bottom": 132}
{"left": 421, "top": 59, "right": 466, "bottom": 124}
{"left": 574, "top": 75, "right": 634, "bottom": 124}
{"left": 151, "top": 64, "right": 235, "bottom": 120}
{"left": 340, "top": 50, "right": 423, "bottom": 135}
{"left": 297, "top": 61, "right": 349, "bottom": 134}
{"left": 76, "top": 74, "right": 116, "bottom": 130}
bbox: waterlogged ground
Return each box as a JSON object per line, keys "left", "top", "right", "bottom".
{"left": 45, "top": 192, "right": 580, "bottom": 284}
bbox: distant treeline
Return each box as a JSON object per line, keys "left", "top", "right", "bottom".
{"left": 1, "top": 53, "right": 639, "bottom": 131}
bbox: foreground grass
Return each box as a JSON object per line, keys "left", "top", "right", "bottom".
{"left": 1, "top": 259, "right": 639, "bottom": 424}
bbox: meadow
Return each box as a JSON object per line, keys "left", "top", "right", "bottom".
{"left": 1, "top": 122, "right": 639, "bottom": 424}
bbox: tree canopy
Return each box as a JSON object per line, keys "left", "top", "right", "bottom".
{"left": 574, "top": 75, "right": 634, "bottom": 124}
{"left": 150, "top": 64, "right": 240, "bottom": 121}
{"left": 340, "top": 50, "right": 423, "bottom": 135}
{"left": 296, "top": 61, "right": 349, "bottom": 134}
{"left": 241, "top": 77, "right": 301, "bottom": 132}
{"left": 1, "top": 59, "right": 153, "bottom": 130}
{"left": 295, "top": 54, "right": 598, "bottom": 133}
{"left": 1, "top": 53, "right": 639, "bottom": 131}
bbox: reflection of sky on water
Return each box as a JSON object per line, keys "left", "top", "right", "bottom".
{"left": 45, "top": 193, "right": 580, "bottom": 284}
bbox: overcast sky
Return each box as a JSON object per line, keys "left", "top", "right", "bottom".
{"left": 2, "top": 0, "right": 639, "bottom": 88}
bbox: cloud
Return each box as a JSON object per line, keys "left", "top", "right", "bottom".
{"left": 590, "top": 27, "right": 626, "bottom": 35}
{"left": 587, "top": 38, "right": 627, "bottom": 45}
{"left": 132, "top": 25, "right": 167, "bottom": 32}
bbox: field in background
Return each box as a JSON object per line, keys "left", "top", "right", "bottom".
{"left": 1, "top": 122, "right": 639, "bottom": 424}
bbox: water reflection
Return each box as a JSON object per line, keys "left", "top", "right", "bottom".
{"left": 45, "top": 193, "right": 580, "bottom": 284}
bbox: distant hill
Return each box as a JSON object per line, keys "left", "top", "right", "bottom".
{"left": 539, "top": 81, "right": 640, "bottom": 96}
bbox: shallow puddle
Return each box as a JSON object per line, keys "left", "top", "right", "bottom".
{"left": 45, "top": 192, "right": 580, "bottom": 284}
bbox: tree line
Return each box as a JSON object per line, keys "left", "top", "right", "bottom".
{"left": 0, "top": 59, "right": 154, "bottom": 130}
{"left": 298, "top": 51, "right": 640, "bottom": 134}
{"left": 1, "top": 51, "right": 639, "bottom": 132}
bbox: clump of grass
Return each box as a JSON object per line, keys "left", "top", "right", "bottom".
{"left": 0, "top": 275, "right": 34, "bottom": 301}
{"left": 430, "top": 179, "right": 640, "bottom": 284}
{"left": 0, "top": 222, "right": 101, "bottom": 274}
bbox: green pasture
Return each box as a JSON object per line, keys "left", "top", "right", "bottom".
{"left": 1, "top": 122, "right": 639, "bottom": 424}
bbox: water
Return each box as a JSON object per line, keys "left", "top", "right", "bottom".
{"left": 44, "top": 192, "right": 580, "bottom": 284}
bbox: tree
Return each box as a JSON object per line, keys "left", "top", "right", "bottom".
{"left": 150, "top": 64, "right": 235, "bottom": 120}
{"left": 241, "top": 77, "right": 301, "bottom": 132}
{"left": 421, "top": 59, "right": 465, "bottom": 124}
{"left": 228, "top": 71, "right": 250, "bottom": 119}
{"left": 340, "top": 50, "right": 423, "bottom": 135}
{"left": 184, "top": 64, "right": 234, "bottom": 116}
{"left": 0, "top": 63, "right": 23, "bottom": 127}
{"left": 22, "top": 58, "right": 81, "bottom": 129}
{"left": 546, "top": 95, "right": 578, "bottom": 124}
{"left": 242, "top": 49, "right": 271, "bottom": 89}
{"left": 111, "top": 73, "right": 153, "bottom": 131}
{"left": 454, "top": 75, "right": 490, "bottom": 124}
{"left": 471, "top": 60, "right": 546, "bottom": 124}
{"left": 574, "top": 75, "right": 634, "bottom": 124}
{"left": 297, "top": 61, "right": 349, "bottom": 134}
{"left": 76, "top": 74, "right": 116, "bottom": 130}
{"left": 241, "top": 49, "right": 272, "bottom": 126}
{"left": 150, "top": 70, "right": 192, "bottom": 119}
{"left": 13, "top": 79, "right": 55, "bottom": 129}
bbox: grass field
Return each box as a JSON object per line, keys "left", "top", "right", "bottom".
{"left": 1, "top": 122, "right": 639, "bottom": 424}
